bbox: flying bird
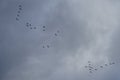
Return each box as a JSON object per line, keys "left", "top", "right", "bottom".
{"left": 47, "top": 45, "right": 50, "bottom": 48}
{"left": 54, "top": 33, "right": 57, "bottom": 36}
{"left": 100, "top": 66, "right": 103, "bottom": 68}
{"left": 43, "top": 46, "right": 45, "bottom": 48}
{"left": 88, "top": 61, "right": 91, "bottom": 63}
{"left": 89, "top": 69, "right": 92, "bottom": 70}
{"left": 19, "top": 8, "right": 22, "bottom": 10}
{"left": 29, "top": 24, "right": 32, "bottom": 26}
{"left": 18, "top": 11, "right": 20, "bottom": 13}
{"left": 17, "top": 14, "right": 20, "bottom": 17}
{"left": 43, "top": 26, "right": 45, "bottom": 28}
{"left": 19, "top": 5, "right": 22, "bottom": 7}
{"left": 85, "top": 66, "right": 88, "bottom": 68}
{"left": 16, "top": 18, "right": 19, "bottom": 21}
{"left": 105, "top": 64, "right": 108, "bottom": 66}
{"left": 26, "top": 23, "right": 29, "bottom": 27}
{"left": 112, "top": 62, "right": 115, "bottom": 64}
{"left": 95, "top": 69, "right": 97, "bottom": 71}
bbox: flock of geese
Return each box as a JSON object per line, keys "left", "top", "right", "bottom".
{"left": 15, "top": 3, "right": 120, "bottom": 80}
{"left": 16, "top": 5, "right": 22, "bottom": 21}
{"left": 15, "top": 4, "right": 61, "bottom": 49}
{"left": 84, "top": 60, "right": 119, "bottom": 80}
{"left": 85, "top": 61, "right": 116, "bottom": 74}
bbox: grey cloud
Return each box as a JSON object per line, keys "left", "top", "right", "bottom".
{"left": 1, "top": 0, "right": 120, "bottom": 80}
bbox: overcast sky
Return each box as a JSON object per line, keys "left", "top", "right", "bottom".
{"left": 0, "top": 0, "right": 120, "bottom": 80}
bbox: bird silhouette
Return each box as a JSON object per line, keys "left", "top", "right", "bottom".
{"left": 19, "top": 7, "right": 22, "bottom": 10}
{"left": 19, "top": 5, "right": 22, "bottom": 7}
{"left": 43, "top": 46, "right": 45, "bottom": 48}
{"left": 100, "top": 66, "right": 103, "bottom": 68}
{"left": 47, "top": 45, "right": 50, "bottom": 48}
{"left": 16, "top": 18, "right": 19, "bottom": 21}
{"left": 17, "top": 11, "right": 20, "bottom": 13}
{"left": 43, "top": 26, "right": 45, "bottom": 28}
{"left": 54, "top": 33, "right": 57, "bottom": 36}
{"left": 17, "top": 14, "right": 20, "bottom": 17}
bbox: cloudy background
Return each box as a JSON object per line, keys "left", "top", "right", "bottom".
{"left": 0, "top": 0, "right": 120, "bottom": 80}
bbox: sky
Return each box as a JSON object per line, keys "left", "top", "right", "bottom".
{"left": 0, "top": 0, "right": 120, "bottom": 80}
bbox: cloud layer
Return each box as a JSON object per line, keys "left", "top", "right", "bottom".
{"left": 0, "top": 0, "right": 120, "bottom": 80}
